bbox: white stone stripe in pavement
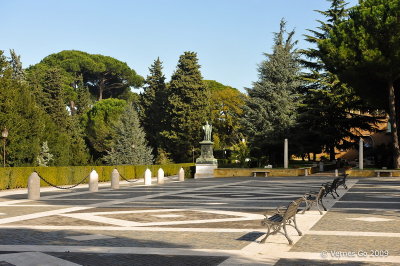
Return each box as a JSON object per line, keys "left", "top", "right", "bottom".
{"left": 0, "top": 245, "right": 241, "bottom": 257}
{"left": 307, "top": 230, "right": 400, "bottom": 237}
{"left": 0, "top": 224, "right": 260, "bottom": 232}
{"left": 61, "top": 212, "right": 263, "bottom": 227}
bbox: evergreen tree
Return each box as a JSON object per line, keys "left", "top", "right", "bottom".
{"left": 0, "top": 50, "right": 44, "bottom": 166}
{"left": 242, "top": 19, "right": 301, "bottom": 164}
{"left": 104, "top": 105, "right": 153, "bottom": 165}
{"left": 297, "top": 0, "right": 381, "bottom": 160}
{"left": 140, "top": 58, "right": 168, "bottom": 156}
{"left": 84, "top": 98, "right": 127, "bottom": 162}
{"left": 318, "top": 0, "right": 400, "bottom": 167}
{"left": 9, "top": 49, "right": 25, "bottom": 81}
{"left": 162, "top": 52, "right": 209, "bottom": 162}
{"left": 40, "top": 67, "right": 70, "bottom": 128}
{"left": 37, "top": 141, "right": 54, "bottom": 166}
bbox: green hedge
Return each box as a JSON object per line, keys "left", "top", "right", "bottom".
{"left": 0, "top": 163, "right": 195, "bottom": 190}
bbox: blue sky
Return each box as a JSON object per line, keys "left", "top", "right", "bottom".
{"left": 1, "top": 0, "right": 358, "bottom": 92}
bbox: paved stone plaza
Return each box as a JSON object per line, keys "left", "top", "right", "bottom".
{"left": 0, "top": 175, "right": 399, "bottom": 265}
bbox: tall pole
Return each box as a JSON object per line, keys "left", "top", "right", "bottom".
{"left": 3, "top": 138, "right": 5, "bottom": 167}
{"left": 359, "top": 138, "right": 363, "bottom": 170}
{"left": 284, "top": 139, "right": 288, "bottom": 169}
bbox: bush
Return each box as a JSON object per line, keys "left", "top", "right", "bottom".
{"left": 0, "top": 163, "right": 195, "bottom": 190}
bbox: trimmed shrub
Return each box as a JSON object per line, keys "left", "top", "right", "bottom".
{"left": 0, "top": 163, "right": 195, "bottom": 190}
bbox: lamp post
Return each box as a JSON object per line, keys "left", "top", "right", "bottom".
{"left": 2, "top": 127, "right": 8, "bottom": 167}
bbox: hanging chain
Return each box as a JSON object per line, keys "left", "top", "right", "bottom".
{"left": 36, "top": 172, "right": 89, "bottom": 190}
{"left": 119, "top": 172, "right": 140, "bottom": 183}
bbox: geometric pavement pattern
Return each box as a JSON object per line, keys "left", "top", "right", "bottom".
{"left": 0, "top": 176, "right": 399, "bottom": 265}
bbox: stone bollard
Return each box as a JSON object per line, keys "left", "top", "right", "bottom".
{"left": 319, "top": 161, "right": 324, "bottom": 172}
{"left": 304, "top": 168, "right": 308, "bottom": 176}
{"left": 89, "top": 170, "right": 99, "bottom": 192}
{"left": 28, "top": 171, "right": 40, "bottom": 200}
{"left": 158, "top": 168, "right": 164, "bottom": 184}
{"left": 111, "top": 168, "right": 120, "bottom": 189}
{"left": 335, "top": 169, "right": 339, "bottom": 177}
{"left": 179, "top": 167, "right": 185, "bottom": 181}
{"left": 144, "top": 168, "right": 152, "bottom": 186}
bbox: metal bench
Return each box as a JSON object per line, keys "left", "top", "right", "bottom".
{"left": 260, "top": 197, "right": 304, "bottom": 245}
{"left": 252, "top": 170, "right": 270, "bottom": 177}
{"left": 303, "top": 186, "right": 326, "bottom": 215}
{"left": 336, "top": 173, "right": 348, "bottom": 190}
{"left": 322, "top": 179, "right": 339, "bottom": 199}
{"left": 374, "top": 169, "right": 400, "bottom": 177}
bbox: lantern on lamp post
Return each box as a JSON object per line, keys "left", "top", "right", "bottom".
{"left": 2, "top": 127, "right": 8, "bottom": 167}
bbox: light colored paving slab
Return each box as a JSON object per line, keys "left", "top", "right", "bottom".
{"left": 152, "top": 214, "right": 184, "bottom": 218}
{"left": 0, "top": 251, "right": 80, "bottom": 266}
{"left": 347, "top": 217, "right": 395, "bottom": 222}
{"left": 65, "top": 234, "right": 115, "bottom": 241}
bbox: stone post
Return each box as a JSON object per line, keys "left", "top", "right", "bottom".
{"left": 111, "top": 168, "right": 119, "bottom": 189}
{"left": 89, "top": 170, "right": 98, "bottom": 192}
{"left": 158, "top": 168, "right": 164, "bottom": 184}
{"left": 319, "top": 161, "right": 324, "bottom": 172}
{"left": 335, "top": 169, "right": 338, "bottom": 177}
{"left": 179, "top": 167, "right": 185, "bottom": 181}
{"left": 284, "top": 139, "right": 288, "bottom": 169}
{"left": 304, "top": 168, "right": 308, "bottom": 176}
{"left": 144, "top": 168, "right": 152, "bottom": 186}
{"left": 359, "top": 138, "right": 364, "bottom": 170}
{"left": 28, "top": 171, "right": 40, "bottom": 200}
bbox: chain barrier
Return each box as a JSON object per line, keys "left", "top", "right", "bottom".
{"left": 119, "top": 172, "right": 140, "bottom": 183}
{"left": 36, "top": 171, "right": 90, "bottom": 190}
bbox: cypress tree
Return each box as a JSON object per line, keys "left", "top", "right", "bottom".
{"left": 140, "top": 58, "right": 168, "bottom": 156}
{"left": 163, "top": 52, "right": 209, "bottom": 162}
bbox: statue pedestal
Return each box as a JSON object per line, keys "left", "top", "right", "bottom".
{"left": 195, "top": 140, "right": 218, "bottom": 179}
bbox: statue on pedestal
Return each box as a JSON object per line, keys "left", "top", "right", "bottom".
{"left": 196, "top": 121, "right": 217, "bottom": 165}
{"left": 202, "top": 121, "right": 212, "bottom": 141}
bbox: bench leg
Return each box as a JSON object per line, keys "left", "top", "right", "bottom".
{"left": 316, "top": 200, "right": 323, "bottom": 215}
{"left": 302, "top": 201, "right": 310, "bottom": 214}
{"left": 334, "top": 188, "right": 340, "bottom": 197}
{"left": 283, "top": 224, "right": 293, "bottom": 245}
{"left": 259, "top": 224, "right": 271, "bottom": 244}
{"left": 319, "top": 199, "right": 327, "bottom": 211}
{"left": 293, "top": 216, "right": 302, "bottom": 236}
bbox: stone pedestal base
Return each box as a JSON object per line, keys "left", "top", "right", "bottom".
{"left": 195, "top": 164, "right": 217, "bottom": 179}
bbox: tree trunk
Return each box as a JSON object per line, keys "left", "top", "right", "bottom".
{"left": 70, "top": 100, "right": 76, "bottom": 115}
{"left": 388, "top": 80, "right": 400, "bottom": 168}
{"left": 99, "top": 78, "right": 105, "bottom": 101}
{"left": 329, "top": 145, "right": 336, "bottom": 161}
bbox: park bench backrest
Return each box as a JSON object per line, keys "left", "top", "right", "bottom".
{"left": 331, "top": 178, "right": 340, "bottom": 187}
{"left": 283, "top": 199, "right": 302, "bottom": 220}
